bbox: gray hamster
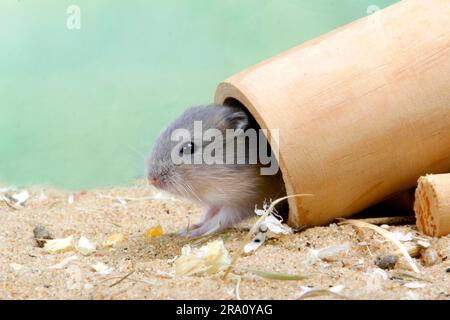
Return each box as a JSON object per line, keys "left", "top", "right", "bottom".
{"left": 147, "top": 104, "right": 285, "bottom": 237}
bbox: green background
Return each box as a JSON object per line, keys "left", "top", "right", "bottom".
{"left": 0, "top": 0, "right": 398, "bottom": 190}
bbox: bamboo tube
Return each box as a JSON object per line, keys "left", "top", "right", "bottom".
{"left": 414, "top": 174, "right": 450, "bottom": 237}
{"left": 215, "top": 0, "right": 450, "bottom": 228}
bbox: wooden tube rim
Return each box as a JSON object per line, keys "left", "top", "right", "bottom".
{"left": 215, "top": 81, "right": 300, "bottom": 224}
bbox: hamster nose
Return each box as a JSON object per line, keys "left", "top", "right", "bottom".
{"left": 148, "top": 174, "right": 164, "bottom": 189}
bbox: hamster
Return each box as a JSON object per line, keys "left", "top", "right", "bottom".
{"left": 146, "top": 104, "right": 286, "bottom": 237}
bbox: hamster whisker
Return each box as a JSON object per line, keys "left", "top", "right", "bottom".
{"left": 171, "top": 180, "right": 194, "bottom": 201}
{"left": 123, "top": 144, "right": 147, "bottom": 160}
{"left": 184, "top": 182, "right": 203, "bottom": 204}
{"left": 183, "top": 183, "right": 201, "bottom": 203}
{"left": 175, "top": 182, "right": 189, "bottom": 197}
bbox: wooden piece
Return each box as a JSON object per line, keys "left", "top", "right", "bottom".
{"left": 414, "top": 174, "right": 450, "bottom": 237}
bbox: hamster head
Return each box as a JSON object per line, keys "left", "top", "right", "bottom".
{"left": 146, "top": 104, "right": 265, "bottom": 206}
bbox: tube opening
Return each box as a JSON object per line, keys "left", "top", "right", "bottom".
{"left": 222, "top": 97, "right": 290, "bottom": 218}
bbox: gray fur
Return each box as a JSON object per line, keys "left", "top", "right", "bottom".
{"left": 147, "top": 104, "right": 285, "bottom": 237}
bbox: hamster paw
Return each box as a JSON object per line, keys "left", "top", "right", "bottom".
{"left": 178, "top": 223, "right": 202, "bottom": 238}
{"left": 179, "top": 206, "right": 222, "bottom": 238}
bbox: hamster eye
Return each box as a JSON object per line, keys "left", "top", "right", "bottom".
{"left": 180, "top": 142, "right": 195, "bottom": 155}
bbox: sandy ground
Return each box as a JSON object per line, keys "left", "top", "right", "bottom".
{"left": 1, "top": 183, "right": 449, "bottom": 300}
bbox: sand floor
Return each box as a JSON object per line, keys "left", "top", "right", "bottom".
{"left": 1, "top": 184, "right": 449, "bottom": 300}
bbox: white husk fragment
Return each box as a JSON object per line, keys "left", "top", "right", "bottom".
{"left": 37, "top": 191, "right": 48, "bottom": 202}
{"left": 152, "top": 191, "right": 177, "bottom": 201}
{"left": 10, "top": 263, "right": 24, "bottom": 272}
{"left": 49, "top": 255, "right": 79, "bottom": 269}
{"left": 113, "top": 198, "right": 128, "bottom": 207}
{"left": 155, "top": 270, "right": 175, "bottom": 279}
{"left": 391, "top": 231, "right": 414, "bottom": 242}
{"left": 0, "top": 189, "right": 30, "bottom": 208}
{"left": 404, "top": 282, "right": 427, "bottom": 289}
{"left": 174, "top": 240, "right": 230, "bottom": 276}
{"left": 43, "top": 235, "right": 75, "bottom": 253}
{"left": 68, "top": 194, "right": 75, "bottom": 204}
{"left": 91, "top": 262, "right": 113, "bottom": 275}
{"left": 329, "top": 285, "right": 346, "bottom": 294}
{"left": 254, "top": 209, "right": 266, "bottom": 216}
{"left": 309, "top": 244, "right": 350, "bottom": 263}
{"left": 298, "top": 285, "right": 346, "bottom": 299}
{"left": 263, "top": 215, "right": 293, "bottom": 235}
{"left": 167, "top": 256, "right": 178, "bottom": 264}
{"left": 76, "top": 236, "right": 96, "bottom": 256}
{"left": 103, "top": 233, "right": 127, "bottom": 248}
{"left": 417, "top": 240, "right": 431, "bottom": 248}
{"left": 11, "top": 190, "right": 30, "bottom": 206}
{"left": 255, "top": 208, "right": 293, "bottom": 235}
{"left": 153, "top": 192, "right": 165, "bottom": 200}
{"left": 244, "top": 232, "right": 266, "bottom": 253}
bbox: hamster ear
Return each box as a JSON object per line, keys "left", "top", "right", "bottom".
{"left": 224, "top": 111, "right": 249, "bottom": 132}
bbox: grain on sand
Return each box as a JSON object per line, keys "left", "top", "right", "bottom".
{"left": 1, "top": 184, "right": 449, "bottom": 300}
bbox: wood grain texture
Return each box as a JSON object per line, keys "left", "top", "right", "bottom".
{"left": 215, "top": 0, "right": 450, "bottom": 227}
{"left": 415, "top": 174, "right": 450, "bottom": 237}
